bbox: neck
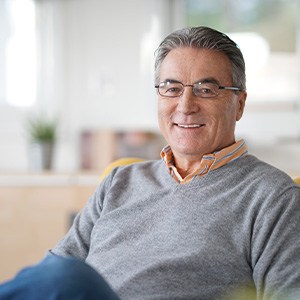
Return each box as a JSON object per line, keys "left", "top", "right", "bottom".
{"left": 173, "top": 155, "right": 204, "bottom": 178}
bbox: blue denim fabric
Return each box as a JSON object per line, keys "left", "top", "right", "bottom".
{"left": 0, "top": 255, "right": 120, "bottom": 300}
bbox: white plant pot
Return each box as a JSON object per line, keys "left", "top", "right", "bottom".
{"left": 29, "top": 142, "right": 54, "bottom": 171}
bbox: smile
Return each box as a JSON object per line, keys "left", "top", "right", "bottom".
{"left": 176, "top": 123, "right": 205, "bottom": 128}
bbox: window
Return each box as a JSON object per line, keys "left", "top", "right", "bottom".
{"left": 0, "top": 0, "right": 36, "bottom": 107}
{"left": 185, "top": 0, "right": 300, "bottom": 107}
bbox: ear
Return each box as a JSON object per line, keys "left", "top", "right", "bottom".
{"left": 236, "top": 91, "right": 247, "bottom": 121}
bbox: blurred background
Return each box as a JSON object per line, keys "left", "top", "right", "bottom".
{"left": 1, "top": 0, "right": 300, "bottom": 281}
{"left": 1, "top": 0, "right": 300, "bottom": 173}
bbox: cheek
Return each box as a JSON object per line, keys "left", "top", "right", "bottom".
{"left": 157, "top": 102, "right": 164, "bottom": 121}
{"left": 157, "top": 102, "right": 169, "bottom": 135}
{"left": 219, "top": 104, "right": 239, "bottom": 132}
{"left": 209, "top": 102, "right": 236, "bottom": 131}
{"left": 158, "top": 101, "right": 172, "bottom": 123}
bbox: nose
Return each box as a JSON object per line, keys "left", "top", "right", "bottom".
{"left": 176, "top": 86, "right": 200, "bottom": 114}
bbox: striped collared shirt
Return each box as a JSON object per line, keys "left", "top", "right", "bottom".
{"left": 160, "top": 140, "right": 248, "bottom": 184}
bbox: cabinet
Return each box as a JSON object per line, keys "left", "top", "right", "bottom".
{"left": 0, "top": 173, "right": 99, "bottom": 282}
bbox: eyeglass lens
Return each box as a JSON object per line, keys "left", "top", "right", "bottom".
{"left": 158, "top": 82, "right": 219, "bottom": 98}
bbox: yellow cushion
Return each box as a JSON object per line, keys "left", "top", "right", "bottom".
{"left": 100, "top": 157, "right": 145, "bottom": 181}
{"left": 294, "top": 177, "right": 300, "bottom": 185}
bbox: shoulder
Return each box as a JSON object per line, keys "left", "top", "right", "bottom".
{"left": 234, "top": 155, "right": 300, "bottom": 216}
{"left": 110, "top": 159, "right": 164, "bottom": 175}
{"left": 231, "top": 154, "right": 297, "bottom": 188}
{"left": 213, "top": 154, "right": 300, "bottom": 209}
{"left": 103, "top": 159, "right": 168, "bottom": 186}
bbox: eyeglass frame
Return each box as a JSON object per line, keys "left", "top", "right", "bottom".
{"left": 155, "top": 79, "right": 242, "bottom": 99}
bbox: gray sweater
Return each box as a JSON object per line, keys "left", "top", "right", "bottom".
{"left": 52, "top": 155, "right": 300, "bottom": 300}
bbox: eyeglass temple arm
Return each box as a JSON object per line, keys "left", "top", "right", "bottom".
{"left": 219, "top": 86, "right": 241, "bottom": 91}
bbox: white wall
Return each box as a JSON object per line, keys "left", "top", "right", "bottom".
{"left": 0, "top": 0, "right": 172, "bottom": 171}
{"left": 0, "top": 0, "right": 299, "bottom": 175}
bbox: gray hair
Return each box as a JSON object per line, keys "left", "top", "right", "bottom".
{"left": 154, "top": 26, "right": 246, "bottom": 91}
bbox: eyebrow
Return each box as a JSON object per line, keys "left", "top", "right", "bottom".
{"left": 195, "top": 77, "right": 221, "bottom": 85}
{"left": 162, "top": 78, "right": 182, "bottom": 84}
{"left": 161, "top": 77, "right": 221, "bottom": 85}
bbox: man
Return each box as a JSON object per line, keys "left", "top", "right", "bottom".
{"left": 1, "top": 26, "right": 300, "bottom": 300}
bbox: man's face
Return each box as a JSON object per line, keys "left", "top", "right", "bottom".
{"left": 157, "top": 47, "right": 247, "bottom": 162}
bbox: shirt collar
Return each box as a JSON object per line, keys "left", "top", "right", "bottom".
{"left": 160, "top": 140, "right": 248, "bottom": 184}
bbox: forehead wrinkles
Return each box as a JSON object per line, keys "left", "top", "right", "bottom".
{"left": 159, "top": 48, "right": 233, "bottom": 84}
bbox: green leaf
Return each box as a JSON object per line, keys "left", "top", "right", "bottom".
{"left": 26, "top": 117, "right": 57, "bottom": 142}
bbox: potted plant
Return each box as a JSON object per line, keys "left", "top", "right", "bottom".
{"left": 27, "top": 116, "right": 57, "bottom": 170}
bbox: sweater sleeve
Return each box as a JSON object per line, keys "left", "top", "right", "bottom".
{"left": 50, "top": 176, "right": 111, "bottom": 260}
{"left": 251, "top": 184, "right": 300, "bottom": 299}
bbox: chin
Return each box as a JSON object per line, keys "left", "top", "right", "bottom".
{"left": 173, "top": 145, "right": 206, "bottom": 157}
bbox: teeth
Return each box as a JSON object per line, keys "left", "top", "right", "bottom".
{"left": 177, "top": 124, "right": 202, "bottom": 128}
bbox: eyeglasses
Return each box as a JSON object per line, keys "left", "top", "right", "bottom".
{"left": 155, "top": 81, "right": 242, "bottom": 99}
